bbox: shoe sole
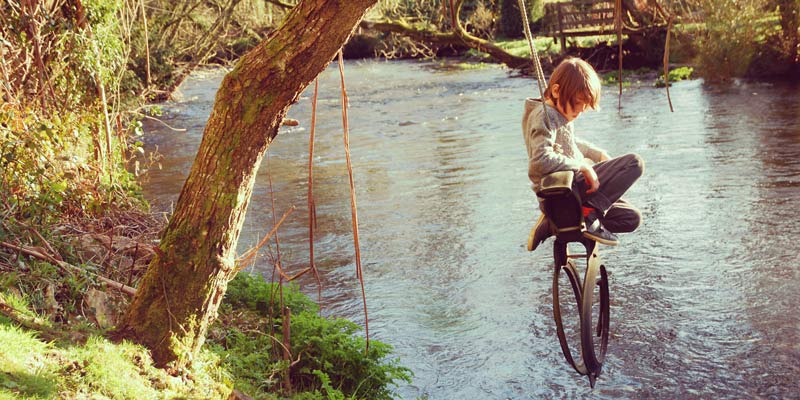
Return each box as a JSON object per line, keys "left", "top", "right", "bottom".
{"left": 527, "top": 214, "right": 545, "bottom": 251}
{"left": 582, "top": 231, "right": 619, "bottom": 246}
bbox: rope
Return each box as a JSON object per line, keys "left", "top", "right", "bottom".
{"left": 517, "top": 0, "right": 552, "bottom": 129}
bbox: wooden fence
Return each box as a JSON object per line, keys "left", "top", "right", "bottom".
{"left": 541, "top": 0, "right": 627, "bottom": 52}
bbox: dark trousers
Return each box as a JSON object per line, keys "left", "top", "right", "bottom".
{"left": 574, "top": 153, "right": 644, "bottom": 233}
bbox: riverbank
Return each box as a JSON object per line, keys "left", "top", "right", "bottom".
{"left": 0, "top": 267, "right": 409, "bottom": 399}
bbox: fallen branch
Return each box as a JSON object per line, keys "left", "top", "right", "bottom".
{"left": 360, "top": 10, "right": 532, "bottom": 70}
{"left": 0, "top": 241, "right": 137, "bottom": 296}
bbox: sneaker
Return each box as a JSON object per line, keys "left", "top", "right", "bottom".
{"left": 582, "top": 212, "right": 619, "bottom": 246}
{"left": 527, "top": 214, "right": 552, "bottom": 251}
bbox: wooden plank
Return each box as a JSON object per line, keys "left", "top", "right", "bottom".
{"left": 560, "top": 18, "right": 616, "bottom": 29}
{"left": 561, "top": 0, "right": 614, "bottom": 6}
{"left": 541, "top": 0, "right": 624, "bottom": 39}
{"left": 560, "top": 17, "right": 615, "bottom": 24}
{"left": 559, "top": 28, "right": 636, "bottom": 37}
{"left": 558, "top": 8, "right": 615, "bottom": 17}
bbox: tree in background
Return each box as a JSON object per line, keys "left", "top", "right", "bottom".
{"left": 496, "top": 0, "right": 544, "bottom": 38}
{"left": 774, "top": 0, "right": 799, "bottom": 64}
{"left": 128, "top": 0, "right": 290, "bottom": 101}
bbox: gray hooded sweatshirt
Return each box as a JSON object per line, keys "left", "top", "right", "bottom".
{"left": 522, "top": 98, "right": 605, "bottom": 192}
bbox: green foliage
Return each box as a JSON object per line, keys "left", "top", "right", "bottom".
{"left": 497, "top": 0, "right": 544, "bottom": 39}
{"left": 1, "top": 0, "right": 149, "bottom": 227}
{"left": 655, "top": 66, "right": 695, "bottom": 87}
{"left": 1, "top": 0, "right": 129, "bottom": 110}
{"left": 0, "top": 105, "right": 143, "bottom": 226}
{"left": 694, "top": 0, "right": 771, "bottom": 81}
{"left": 0, "top": 254, "right": 97, "bottom": 327}
{"left": 669, "top": 66, "right": 694, "bottom": 82}
{"left": 213, "top": 273, "right": 412, "bottom": 400}
{"left": 0, "top": 295, "right": 232, "bottom": 399}
{"left": 600, "top": 68, "right": 650, "bottom": 86}
{"left": 495, "top": 37, "right": 557, "bottom": 57}
{"left": 289, "top": 309, "right": 410, "bottom": 399}
{"left": 224, "top": 273, "right": 318, "bottom": 317}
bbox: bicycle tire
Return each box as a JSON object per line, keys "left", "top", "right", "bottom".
{"left": 552, "top": 259, "right": 587, "bottom": 375}
{"left": 580, "top": 250, "right": 610, "bottom": 383}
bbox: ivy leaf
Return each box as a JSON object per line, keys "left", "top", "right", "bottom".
{"left": 50, "top": 180, "right": 68, "bottom": 193}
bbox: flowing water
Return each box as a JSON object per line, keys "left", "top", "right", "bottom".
{"left": 141, "top": 61, "right": 800, "bottom": 399}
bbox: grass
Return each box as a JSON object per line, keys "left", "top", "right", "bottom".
{"left": 495, "top": 37, "right": 560, "bottom": 57}
{"left": 655, "top": 66, "right": 694, "bottom": 87}
{"left": 495, "top": 34, "right": 623, "bottom": 58}
{"left": 0, "top": 273, "right": 412, "bottom": 400}
{"left": 0, "top": 323, "right": 55, "bottom": 399}
{"left": 0, "top": 292, "right": 232, "bottom": 400}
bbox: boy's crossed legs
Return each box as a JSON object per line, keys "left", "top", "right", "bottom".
{"left": 528, "top": 153, "right": 644, "bottom": 251}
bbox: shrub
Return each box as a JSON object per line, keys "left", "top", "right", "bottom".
{"left": 694, "top": 0, "right": 770, "bottom": 81}
{"left": 654, "top": 66, "right": 695, "bottom": 87}
{"left": 214, "top": 273, "right": 412, "bottom": 400}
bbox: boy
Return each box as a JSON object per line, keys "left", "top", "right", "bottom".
{"left": 523, "top": 57, "right": 644, "bottom": 251}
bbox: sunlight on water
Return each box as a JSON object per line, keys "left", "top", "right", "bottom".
{"left": 143, "top": 61, "right": 800, "bottom": 399}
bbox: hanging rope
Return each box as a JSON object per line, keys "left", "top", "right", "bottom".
{"left": 517, "top": 0, "right": 548, "bottom": 94}
{"left": 517, "top": 0, "right": 553, "bottom": 129}
{"left": 615, "top": 0, "right": 623, "bottom": 109}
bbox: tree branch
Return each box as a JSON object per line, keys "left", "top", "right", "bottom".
{"left": 360, "top": 4, "right": 532, "bottom": 70}
{"left": 265, "top": 0, "right": 294, "bottom": 10}
{"left": 0, "top": 241, "right": 137, "bottom": 296}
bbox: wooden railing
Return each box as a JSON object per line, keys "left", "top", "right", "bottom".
{"left": 541, "top": 0, "right": 625, "bottom": 52}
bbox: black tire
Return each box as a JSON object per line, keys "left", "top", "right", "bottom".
{"left": 580, "top": 252, "right": 610, "bottom": 378}
{"left": 552, "top": 259, "right": 587, "bottom": 375}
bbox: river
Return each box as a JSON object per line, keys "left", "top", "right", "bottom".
{"left": 141, "top": 60, "right": 800, "bottom": 399}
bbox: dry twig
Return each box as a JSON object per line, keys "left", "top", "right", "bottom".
{"left": 337, "top": 50, "right": 369, "bottom": 351}
{"left": 0, "top": 241, "right": 137, "bottom": 296}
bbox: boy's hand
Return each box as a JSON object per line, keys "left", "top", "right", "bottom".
{"left": 580, "top": 165, "right": 600, "bottom": 193}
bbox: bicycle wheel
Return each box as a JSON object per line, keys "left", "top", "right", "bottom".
{"left": 580, "top": 251, "right": 610, "bottom": 384}
{"left": 552, "top": 259, "right": 587, "bottom": 375}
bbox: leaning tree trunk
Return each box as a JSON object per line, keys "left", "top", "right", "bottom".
{"left": 115, "top": 0, "right": 377, "bottom": 369}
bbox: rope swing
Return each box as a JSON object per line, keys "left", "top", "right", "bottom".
{"left": 517, "top": 0, "right": 554, "bottom": 129}
{"left": 517, "top": 0, "right": 549, "bottom": 100}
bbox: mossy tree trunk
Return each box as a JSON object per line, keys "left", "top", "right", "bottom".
{"left": 115, "top": 0, "right": 377, "bottom": 369}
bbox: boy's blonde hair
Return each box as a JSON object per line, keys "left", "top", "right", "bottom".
{"left": 543, "top": 58, "right": 602, "bottom": 112}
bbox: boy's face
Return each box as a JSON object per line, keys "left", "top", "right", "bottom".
{"left": 558, "top": 96, "right": 590, "bottom": 122}
{"left": 551, "top": 84, "right": 592, "bottom": 122}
